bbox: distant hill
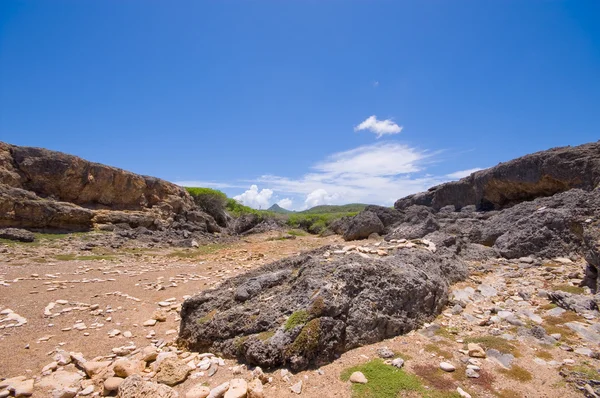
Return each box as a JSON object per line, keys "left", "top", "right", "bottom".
{"left": 267, "top": 203, "right": 293, "bottom": 214}
{"left": 300, "top": 203, "right": 368, "bottom": 214}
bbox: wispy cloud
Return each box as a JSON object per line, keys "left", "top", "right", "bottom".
{"left": 446, "top": 168, "right": 483, "bottom": 179}
{"left": 256, "top": 142, "right": 444, "bottom": 209}
{"left": 173, "top": 180, "right": 245, "bottom": 189}
{"left": 354, "top": 115, "right": 403, "bottom": 138}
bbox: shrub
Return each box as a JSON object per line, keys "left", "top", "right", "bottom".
{"left": 185, "top": 187, "right": 228, "bottom": 226}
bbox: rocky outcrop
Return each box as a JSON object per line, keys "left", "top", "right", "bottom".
{"left": 342, "top": 211, "right": 384, "bottom": 241}
{"left": 0, "top": 141, "right": 219, "bottom": 235}
{"left": 395, "top": 141, "right": 600, "bottom": 211}
{"left": 178, "top": 245, "right": 467, "bottom": 371}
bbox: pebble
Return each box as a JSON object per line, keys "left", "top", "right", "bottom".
{"left": 186, "top": 384, "right": 210, "bottom": 398}
{"left": 440, "top": 362, "right": 456, "bottom": 372}
{"left": 349, "top": 371, "right": 368, "bottom": 384}
{"left": 290, "top": 381, "right": 303, "bottom": 394}
{"left": 391, "top": 358, "right": 405, "bottom": 368}
{"left": 224, "top": 378, "right": 248, "bottom": 398}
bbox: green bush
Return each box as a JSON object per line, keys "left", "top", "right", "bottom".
{"left": 185, "top": 187, "right": 228, "bottom": 226}
{"left": 286, "top": 212, "right": 358, "bottom": 234}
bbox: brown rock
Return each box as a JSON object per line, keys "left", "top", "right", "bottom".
{"left": 156, "top": 357, "right": 190, "bottom": 386}
{"left": 116, "top": 375, "right": 178, "bottom": 398}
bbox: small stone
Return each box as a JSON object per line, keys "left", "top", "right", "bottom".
{"left": 143, "top": 319, "right": 158, "bottom": 327}
{"left": 247, "top": 379, "right": 264, "bottom": 398}
{"left": 141, "top": 345, "right": 158, "bottom": 362}
{"left": 186, "top": 383, "right": 210, "bottom": 398}
{"left": 78, "top": 385, "right": 94, "bottom": 396}
{"left": 152, "top": 310, "right": 168, "bottom": 322}
{"left": 466, "top": 368, "right": 479, "bottom": 378}
{"left": 377, "top": 347, "right": 395, "bottom": 358}
{"left": 103, "top": 377, "right": 123, "bottom": 392}
{"left": 467, "top": 343, "right": 486, "bottom": 358}
{"left": 82, "top": 361, "right": 111, "bottom": 378}
{"left": 440, "top": 362, "right": 456, "bottom": 372}
{"left": 11, "top": 379, "right": 34, "bottom": 397}
{"left": 114, "top": 359, "right": 141, "bottom": 378}
{"left": 207, "top": 382, "right": 230, "bottom": 398}
{"left": 123, "top": 331, "right": 133, "bottom": 338}
{"left": 391, "top": 358, "right": 405, "bottom": 368}
{"left": 156, "top": 357, "right": 191, "bottom": 386}
{"left": 457, "top": 387, "right": 472, "bottom": 398}
{"left": 224, "top": 378, "right": 247, "bottom": 398}
{"left": 51, "top": 387, "right": 78, "bottom": 398}
{"left": 290, "top": 381, "right": 303, "bottom": 394}
{"left": 349, "top": 371, "right": 368, "bottom": 384}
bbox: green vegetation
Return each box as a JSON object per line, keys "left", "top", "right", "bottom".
{"left": 572, "top": 364, "right": 600, "bottom": 379}
{"left": 54, "top": 254, "right": 115, "bottom": 261}
{"left": 166, "top": 243, "right": 228, "bottom": 259}
{"left": 287, "top": 212, "right": 357, "bottom": 234}
{"left": 341, "top": 359, "right": 462, "bottom": 398}
{"left": 197, "top": 309, "right": 217, "bottom": 324}
{"left": 287, "top": 318, "right": 321, "bottom": 356}
{"left": 498, "top": 365, "right": 533, "bottom": 382}
{"left": 257, "top": 330, "right": 275, "bottom": 341}
{"left": 285, "top": 310, "right": 310, "bottom": 331}
{"left": 287, "top": 229, "right": 308, "bottom": 237}
{"left": 424, "top": 343, "right": 454, "bottom": 359}
{"left": 552, "top": 284, "right": 585, "bottom": 294}
{"left": 299, "top": 204, "right": 367, "bottom": 214}
{"left": 463, "top": 336, "right": 520, "bottom": 357}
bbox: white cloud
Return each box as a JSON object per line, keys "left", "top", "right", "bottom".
{"left": 354, "top": 115, "right": 403, "bottom": 138}
{"left": 174, "top": 181, "right": 243, "bottom": 189}
{"left": 233, "top": 185, "right": 273, "bottom": 209}
{"left": 446, "top": 168, "right": 483, "bottom": 179}
{"left": 256, "top": 142, "right": 443, "bottom": 207}
{"left": 277, "top": 198, "right": 293, "bottom": 210}
{"left": 304, "top": 189, "right": 338, "bottom": 209}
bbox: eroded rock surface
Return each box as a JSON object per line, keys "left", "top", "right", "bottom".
{"left": 179, "top": 245, "right": 467, "bottom": 371}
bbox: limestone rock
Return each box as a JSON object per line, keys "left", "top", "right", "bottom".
{"left": 247, "top": 379, "right": 264, "bottom": 398}
{"left": 117, "top": 375, "right": 179, "bottom": 398}
{"left": 349, "top": 371, "right": 368, "bottom": 384}
{"left": 185, "top": 384, "right": 210, "bottom": 398}
{"left": 156, "top": 357, "right": 191, "bottom": 386}
{"left": 224, "top": 379, "right": 247, "bottom": 398}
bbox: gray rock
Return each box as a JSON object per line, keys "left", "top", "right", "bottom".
{"left": 391, "top": 358, "right": 404, "bottom": 368}
{"left": 377, "top": 347, "right": 395, "bottom": 359}
{"left": 117, "top": 375, "right": 178, "bottom": 398}
{"left": 486, "top": 349, "right": 514, "bottom": 368}
{"left": 179, "top": 246, "right": 467, "bottom": 371}
{"left": 0, "top": 228, "right": 35, "bottom": 242}
{"left": 343, "top": 211, "right": 385, "bottom": 241}
{"left": 548, "top": 291, "right": 599, "bottom": 314}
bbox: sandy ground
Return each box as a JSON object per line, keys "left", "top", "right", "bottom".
{"left": 0, "top": 231, "right": 591, "bottom": 397}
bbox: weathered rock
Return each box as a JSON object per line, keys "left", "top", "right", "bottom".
{"left": 179, "top": 246, "right": 467, "bottom": 371}
{"left": 224, "top": 379, "right": 247, "bottom": 398}
{"left": 395, "top": 141, "right": 600, "bottom": 211}
{"left": 0, "top": 228, "right": 34, "bottom": 242}
{"left": 467, "top": 343, "right": 486, "bottom": 358}
{"left": 156, "top": 357, "right": 191, "bottom": 386}
{"left": 246, "top": 379, "right": 264, "bottom": 398}
{"left": 548, "top": 291, "right": 599, "bottom": 314}
{"left": 82, "top": 361, "right": 111, "bottom": 378}
{"left": 207, "top": 382, "right": 230, "bottom": 398}
{"left": 113, "top": 359, "right": 143, "bottom": 378}
{"left": 117, "top": 375, "right": 179, "bottom": 398}
{"left": 185, "top": 384, "right": 210, "bottom": 398}
{"left": 343, "top": 211, "right": 385, "bottom": 241}
{"left": 290, "top": 381, "right": 302, "bottom": 394}
{"left": 104, "top": 377, "right": 124, "bottom": 393}
{"left": 440, "top": 362, "right": 456, "bottom": 372}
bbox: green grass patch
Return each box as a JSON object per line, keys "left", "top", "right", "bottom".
{"left": 341, "top": 359, "right": 462, "bottom": 398}
{"left": 571, "top": 364, "right": 600, "bottom": 379}
{"left": 435, "top": 327, "right": 460, "bottom": 339}
{"left": 552, "top": 284, "right": 585, "bottom": 294}
{"left": 499, "top": 365, "right": 533, "bottom": 382}
{"left": 424, "top": 343, "right": 454, "bottom": 359}
{"left": 299, "top": 204, "right": 367, "bottom": 214}
{"left": 166, "top": 244, "right": 228, "bottom": 259}
{"left": 535, "top": 349, "right": 553, "bottom": 360}
{"left": 287, "top": 318, "right": 321, "bottom": 357}
{"left": 287, "top": 229, "right": 308, "bottom": 237}
{"left": 197, "top": 309, "right": 217, "bottom": 324}
{"left": 285, "top": 310, "right": 310, "bottom": 331}
{"left": 463, "top": 336, "right": 520, "bottom": 357}
{"left": 54, "top": 254, "right": 115, "bottom": 261}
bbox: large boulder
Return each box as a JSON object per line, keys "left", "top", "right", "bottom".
{"left": 0, "top": 228, "right": 35, "bottom": 242}
{"left": 395, "top": 141, "right": 600, "bottom": 211}
{"left": 178, "top": 246, "right": 467, "bottom": 371}
{"left": 343, "top": 211, "right": 384, "bottom": 241}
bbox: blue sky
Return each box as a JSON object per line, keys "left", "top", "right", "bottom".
{"left": 1, "top": 1, "right": 599, "bottom": 210}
